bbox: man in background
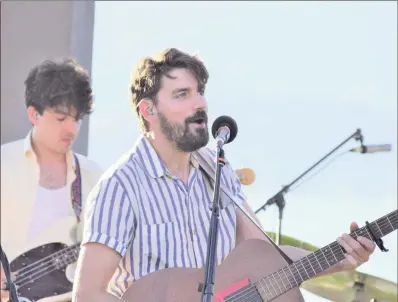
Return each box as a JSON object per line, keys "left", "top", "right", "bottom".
{"left": 1, "top": 58, "right": 103, "bottom": 302}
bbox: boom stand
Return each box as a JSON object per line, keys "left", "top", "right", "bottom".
{"left": 0, "top": 244, "right": 19, "bottom": 302}
{"left": 254, "top": 128, "right": 364, "bottom": 245}
{"left": 200, "top": 146, "right": 226, "bottom": 302}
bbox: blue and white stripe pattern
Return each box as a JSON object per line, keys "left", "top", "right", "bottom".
{"left": 82, "top": 136, "right": 246, "bottom": 298}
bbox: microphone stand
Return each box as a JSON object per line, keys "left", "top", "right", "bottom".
{"left": 254, "top": 128, "right": 364, "bottom": 245}
{"left": 0, "top": 245, "right": 19, "bottom": 302}
{"left": 199, "top": 145, "right": 226, "bottom": 302}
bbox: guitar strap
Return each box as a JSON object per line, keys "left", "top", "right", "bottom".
{"left": 71, "top": 153, "right": 82, "bottom": 223}
{"left": 194, "top": 150, "right": 294, "bottom": 265}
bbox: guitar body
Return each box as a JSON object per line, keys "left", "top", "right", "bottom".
{"left": 122, "top": 239, "right": 305, "bottom": 302}
{"left": 10, "top": 243, "right": 74, "bottom": 302}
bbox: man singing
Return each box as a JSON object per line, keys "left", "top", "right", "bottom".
{"left": 1, "top": 58, "right": 103, "bottom": 302}
{"left": 72, "top": 48, "right": 376, "bottom": 301}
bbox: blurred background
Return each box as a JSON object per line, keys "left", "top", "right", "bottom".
{"left": 1, "top": 1, "right": 397, "bottom": 301}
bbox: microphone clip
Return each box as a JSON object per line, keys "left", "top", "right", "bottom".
{"left": 354, "top": 128, "right": 364, "bottom": 146}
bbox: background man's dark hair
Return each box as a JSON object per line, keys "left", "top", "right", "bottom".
{"left": 130, "top": 48, "right": 209, "bottom": 133}
{"left": 24, "top": 58, "right": 94, "bottom": 120}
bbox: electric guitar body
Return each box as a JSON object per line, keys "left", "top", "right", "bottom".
{"left": 10, "top": 242, "right": 77, "bottom": 302}
{"left": 5, "top": 216, "right": 79, "bottom": 302}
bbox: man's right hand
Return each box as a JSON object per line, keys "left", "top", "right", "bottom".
{"left": 1, "top": 266, "right": 10, "bottom": 302}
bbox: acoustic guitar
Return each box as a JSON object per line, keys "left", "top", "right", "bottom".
{"left": 121, "top": 209, "right": 397, "bottom": 302}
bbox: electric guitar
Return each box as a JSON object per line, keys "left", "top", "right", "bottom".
{"left": 9, "top": 242, "right": 80, "bottom": 302}
{"left": 120, "top": 209, "right": 397, "bottom": 302}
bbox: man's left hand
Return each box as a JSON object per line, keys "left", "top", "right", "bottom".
{"left": 337, "top": 222, "right": 376, "bottom": 271}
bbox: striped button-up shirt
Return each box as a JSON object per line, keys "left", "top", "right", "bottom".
{"left": 82, "top": 136, "right": 246, "bottom": 298}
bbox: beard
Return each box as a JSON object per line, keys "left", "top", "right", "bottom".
{"left": 158, "top": 110, "right": 209, "bottom": 152}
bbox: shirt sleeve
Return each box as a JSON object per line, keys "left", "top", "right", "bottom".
{"left": 81, "top": 173, "right": 135, "bottom": 257}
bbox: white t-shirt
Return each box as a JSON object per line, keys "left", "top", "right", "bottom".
{"left": 28, "top": 185, "right": 70, "bottom": 241}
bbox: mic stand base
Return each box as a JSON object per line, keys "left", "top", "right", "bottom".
{"left": 200, "top": 146, "right": 226, "bottom": 302}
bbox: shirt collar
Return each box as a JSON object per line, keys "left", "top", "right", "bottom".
{"left": 23, "top": 129, "right": 76, "bottom": 171}
{"left": 134, "top": 135, "right": 199, "bottom": 179}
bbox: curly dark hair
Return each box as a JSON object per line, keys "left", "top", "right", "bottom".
{"left": 24, "top": 58, "right": 94, "bottom": 120}
{"left": 130, "top": 48, "right": 209, "bottom": 133}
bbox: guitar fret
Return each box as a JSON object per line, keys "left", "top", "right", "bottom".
{"left": 262, "top": 279, "right": 273, "bottom": 300}
{"left": 386, "top": 216, "right": 394, "bottom": 230}
{"left": 286, "top": 267, "right": 297, "bottom": 289}
{"left": 257, "top": 281, "right": 268, "bottom": 301}
{"left": 253, "top": 210, "right": 397, "bottom": 302}
{"left": 276, "top": 270, "right": 288, "bottom": 291}
{"left": 301, "top": 256, "right": 316, "bottom": 277}
{"left": 337, "top": 243, "right": 346, "bottom": 259}
{"left": 363, "top": 227, "right": 372, "bottom": 238}
{"left": 318, "top": 248, "right": 331, "bottom": 267}
{"left": 312, "top": 250, "right": 326, "bottom": 271}
{"left": 266, "top": 274, "right": 279, "bottom": 297}
{"left": 375, "top": 221, "right": 384, "bottom": 237}
{"left": 308, "top": 253, "right": 323, "bottom": 275}
{"left": 285, "top": 266, "right": 299, "bottom": 288}
{"left": 324, "top": 245, "right": 338, "bottom": 266}
{"left": 292, "top": 262, "right": 303, "bottom": 283}
{"left": 270, "top": 273, "right": 283, "bottom": 294}
{"left": 280, "top": 268, "right": 292, "bottom": 290}
{"left": 297, "top": 259, "right": 310, "bottom": 279}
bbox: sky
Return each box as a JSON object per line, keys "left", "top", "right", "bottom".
{"left": 88, "top": 2, "right": 397, "bottom": 301}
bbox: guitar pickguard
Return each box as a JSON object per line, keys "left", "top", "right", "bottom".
{"left": 10, "top": 243, "right": 73, "bottom": 302}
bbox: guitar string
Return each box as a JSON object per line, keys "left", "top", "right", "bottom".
{"left": 225, "top": 216, "right": 397, "bottom": 302}
{"left": 15, "top": 244, "right": 78, "bottom": 279}
{"left": 15, "top": 213, "right": 397, "bottom": 293}
{"left": 15, "top": 247, "right": 78, "bottom": 288}
{"left": 225, "top": 215, "right": 397, "bottom": 302}
{"left": 14, "top": 212, "right": 397, "bottom": 296}
{"left": 229, "top": 209, "right": 396, "bottom": 302}
{"left": 16, "top": 215, "right": 396, "bottom": 296}
{"left": 224, "top": 214, "right": 397, "bottom": 302}
{"left": 225, "top": 214, "right": 397, "bottom": 302}
{"left": 14, "top": 243, "right": 80, "bottom": 276}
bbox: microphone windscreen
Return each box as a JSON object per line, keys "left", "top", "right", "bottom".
{"left": 211, "top": 115, "right": 238, "bottom": 144}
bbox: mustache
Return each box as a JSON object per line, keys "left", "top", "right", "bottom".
{"left": 186, "top": 111, "right": 208, "bottom": 124}
{"left": 61, "top": 134, "right": 75, "bottom": 140}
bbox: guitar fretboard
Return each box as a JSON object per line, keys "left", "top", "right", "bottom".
{"left": 14, "top": 243, "right": 81, "bottom": 288}
{"left": 254, "top": 210, "right": 397, "bottom": 301}
{"left": 53, "top": 243, "right": 81, "bottom": 267}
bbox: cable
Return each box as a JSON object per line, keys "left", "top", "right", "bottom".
{"left": 288, "top": 150, "right": 349, "bottom": 193}
{"left": 0, "top": 245, "right": 19, "bottom": 302}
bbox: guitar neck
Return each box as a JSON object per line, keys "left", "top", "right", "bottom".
{"left": 53, "top": 243, "right": 81, "bottom": 267}
{"left": 254, "top": 210, "right": 397, "bottom": 301}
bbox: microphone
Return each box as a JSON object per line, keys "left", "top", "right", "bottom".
{"left": 349, "top": 144, "right": 392, "bottom": 154}
{"left": 211, "top": 115, "right": 238, "bottom": 147}
{"left": 235, "top": 168, "right": 256, "bottom": 185}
